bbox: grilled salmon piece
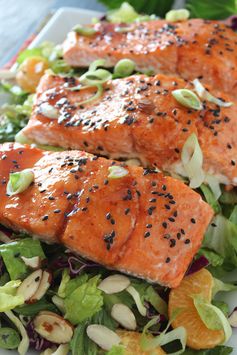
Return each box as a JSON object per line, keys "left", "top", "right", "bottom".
{"left": 63, "top": 19, "right": 237, "bottom": 98}
{"left": 22, "top": 73, "right": 237, "bottom": 185}
{"left": 0, "top": 143, "right": 213, "bottom": 287}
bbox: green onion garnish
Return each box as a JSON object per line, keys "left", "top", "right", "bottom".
{"left": 114, "top": 59, "right": 136, "bottom": 78}
{"left": 172, "top": 89, "right": 203, "bottom": 110}
{"left": 7, "top": 169, "right": 34, "bottom": 196}
{"left": 181, "top": 133, "right": 205, "bottom": 188}
{"left": 165, "top": 9, "right": 190, "bottom": 22}
{"left": 192, "top": 79, "right": 233, "bottom": 108}
{"left": 108, "top": 166, "right": 129, "bottom": 179}
{"left": 80, "top": 69, "right": 112, "bottom": 86}
{"left": 73, "top": 24, "right": 97, "bottom": 36}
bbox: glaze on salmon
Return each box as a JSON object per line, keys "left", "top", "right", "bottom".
{"left": 22, "top": 73, "right": 237, "bottom": 185}
{"left": 63, "top": 19, "right": 237, "bottom": 98}
{"left": 0, "top": 143, "right": 213, "bottom": 287}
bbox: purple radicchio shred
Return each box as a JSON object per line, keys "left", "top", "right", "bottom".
{"left": 67, "top": 255, "right": 98, "bottom": 276}
{"left": 49, "top": 253, "right": 99, "bottom": 277}
{"left": 26, "top": 321, "right": 55, "bottom": 351}
{"left": 186, "top": 255, "right": 209, "bottom": 276}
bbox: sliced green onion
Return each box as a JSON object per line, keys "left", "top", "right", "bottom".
{"left": 7, "top": 169, "right": 34, "bottom": 196}
{"left": 193, "top": 295, "right": 232, "bottom": 342}
{"left": 40, "top": 102, "right": 59, "bottom": 119}
{"left": 204, "top": 174, "right": 221, "bottom": 200}
{"left": 107, "top": 2, "right": 139, "bottom": 24}
{"left": 89, "top": 59, "right": 106, "bottom": 72}
{"left": 75, "top": 84, "right": 103, "bottom": 106}
{"left": 72, "top": 24, "right": 97, "bottom": 36}
{"left": 80, "top": 69, "right": 112, "bottom": 86}
{"left": 114, "top": 59, "right": 136, "bottom": 78}
{"left": 172, "top": 89, "right": 203, "bottom": 110}
{"left": 200, "top": 184, "right": 221, "bottom": 214}
{"left": 0, "top": 327, "right": 20, "bottom": 350}
{"left": 115, "top": 26, "right": 132, "bottom": 33}
{"left": 181, "top": 133, "right": 205, "bottom": 188}
{"left": 140, "top": 316, "right": 187, "bottom": 354}
{"left": 126, "top": 285, "right": 146, "bottom": 316}
{"left": 165, "top": 9, "right": 190, "bottom": 22}
{"left": 108, "top": 166, "right": 129, "bottom": 179}
{"left": 4, "top": 310, "right": 29, "bottom": 355}
{"left": 192, "top": 79, "right": 233, "bottom": 108}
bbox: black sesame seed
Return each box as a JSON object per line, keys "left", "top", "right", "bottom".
{"left": 184, "top": 239, "right": 191, "bottom": 244}
{"left": 111, "top": 219, "right": 115, "bottom": 225}
{"left": 165, "top": 257, "right": 171, "bottom": 263}
{"left": 181, "top": 228, "right": 185, "bottom": 235}
{"left": 231, "top": 160, "right": 236, "bottom": 166}
{"left": 168, "top": 217, "right": 175, "bottom": 222}
{"left": 125, "top": 208, "right": 130, "bottom": 215}
{"left": 106, "top": 213, "right": 111, "bottom": 220}
{"left": 191, "top": 218, "right": 196, "bottom": 224}
{"left": 144, "top": 231, "right": 151, "bottom": 238}
{"left": 177, "top": 232, "right": 181, "bottom": 239}
{"left": 162, "top": 222, "right": 168, "bottom": 229}
{"left": 165, "top": 204, "right": 171, "bottom": 210}
{"left": 42, "top": 215, "right": 48, "bottom": 221}
{"left": 169, "top": 239, "right": 176, "bottom": 247}
{"left": 146, "top": 224, "right": 152, "bottom": 228}
{"left": 54, "top": 209, "right": 61, "bottom": 214}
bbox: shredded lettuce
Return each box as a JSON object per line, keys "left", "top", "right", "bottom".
{"left": 0, "top": 239, "right": 45, "bottom": 279}
{"left": 0, "top": 280, "right": 24, "bottom": 312}
{"left": 65, "top": 275, "right": 103, "bottom": 324}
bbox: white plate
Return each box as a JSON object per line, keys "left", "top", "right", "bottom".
{"left": 2, "top": 6, "right": 237, "bottom": 354}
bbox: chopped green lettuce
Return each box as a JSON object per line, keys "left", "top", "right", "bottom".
{"left": 186, "top": 0, "right": 236, "bottom": 20}
{"left": 65, "top": 275, "right": 103, "bottom": 324}
{"left": 0, "top": 280, "right": 24, "bottom": 311}
{"left": 0, "top": 238, "right": 45, "bottom": 279}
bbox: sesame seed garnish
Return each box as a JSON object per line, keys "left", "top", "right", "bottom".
{"left": 106, "top": 213, "right": 111, "bottom": 220}
{"left": 162, "top": 222, "right": 168, "bottom": 229}
{"left": 148, "top": 206, "right": 156, "bottom": 215}
{"left": 144, "top": 231, "right": 151, "bottom": 238}
{"left": 169, "top": 239, "right": 176, "bottom": 247}
{"left": 191, "top": 218, "right": 196, "bottom": 224}
{"left": 146, "top": 224, "right": 152, "bottom": 228}
{"left": 177, "top": 232, "right": 181, "bottom": 239}
{"left": 165, "top": 257, "right": 171, "bottom": 263}
{"left": 184, "top": 239, "right": 191, "bottom": 244}
{"left": 165, "top": 204, "right": 171, "bottom": 210}
{"left": 181, "top": 228, "right": 185, "bottom": 235}
{"left": 54, "top": 209, "right": 61, "bottom": 214}
{"left": 42, "top": 215, "right": 48, "bottom": 221}
{"left": 168, "top": 217, "right": 175, "bottom": 222}
{"left": 111, "top": 219, "right": 115, "bottom": 225}
{"left": 231, "top": 160, "right": 236, "bottom": 166}
{"left": 125, "top": 208, "right": 130, "bottom": 215}
{"left": 162, "top": 184, "right": 167, "bottom": 191}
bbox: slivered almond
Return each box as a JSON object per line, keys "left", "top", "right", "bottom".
{"left": 30, "top": 270, "right": 52, "bottom": 302}
{"left": 16, "top": 269, "right": 43, "bottom": 302}
{"left": 21, "top": 256, "right": 41, "bottom": 269}
{"left": 111, "top": 304, "right": 137, "bottom": 330}
{"left": 86, "top": 324, "right": 121, "bottom": 351}
{"left": 34, "top": 311, "right": 73, "bottom": 344}
{"left": 98, "top": 274, "right": 130, "bottom": 294}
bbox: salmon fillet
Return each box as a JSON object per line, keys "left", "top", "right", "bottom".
{"left": 22, "top": 73, "right": 237, "bottom": 185}
{"left": 63, "top": 19, "right": 237, "bottom": 98}
{"left": 0, "top": 143, "right": 213, "bottom": 287}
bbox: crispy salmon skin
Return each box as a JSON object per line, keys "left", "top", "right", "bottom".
{"left": 0, "top": 143, "right": 213, "bottom": 287}
{"left": 63, "top": 19, "right": 237, "bottom": 98}
{"left": 22, "top": 73, "right": 237, "bottom": 185}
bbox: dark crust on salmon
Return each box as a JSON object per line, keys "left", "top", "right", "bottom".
{"left": 0, "top": 143, "right": 213, "bottom": 288}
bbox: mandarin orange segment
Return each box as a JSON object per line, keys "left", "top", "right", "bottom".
{"left": 116, "top": 330, "right": 166, "bottom": 355}
{"left": 168, "top": 269, "right": 225, "bottom": 350}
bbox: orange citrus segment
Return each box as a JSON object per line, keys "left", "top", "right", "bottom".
{"left": 168, "top": 268, "right": 224, "bottom": 350}
{"left": 117, "top": 330, "right": 166, "bottom": 355}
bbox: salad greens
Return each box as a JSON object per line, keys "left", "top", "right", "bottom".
{"left": 98, "top": 0, "right": 237, "bottom": 19}
{"left": 0, "top": 2, "right": 237, "bottom": 355}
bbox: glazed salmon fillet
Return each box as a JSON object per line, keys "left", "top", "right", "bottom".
{"left": 63, "top": 19, "right": 237, "bottom": 98}
{"left": 22, "top": 73, "right": 237, "bottom": 185}
{"left": 0, "top": 143, "right": 213, "bottom": 287}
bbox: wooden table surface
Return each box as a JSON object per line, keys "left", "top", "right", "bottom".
{"left": 0, "top": 0, "right": 105, "bottom": 67}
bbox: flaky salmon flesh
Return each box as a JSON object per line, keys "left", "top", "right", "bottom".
{"left": 0, "top": 143, "right": 213, "bottom": 288}
{"left": 22, "top": 73, "right": 237, "bottom": 186}
{"left": 63, "top": 19, "right": 237, "bottom": 98}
